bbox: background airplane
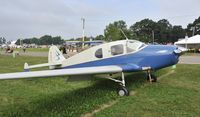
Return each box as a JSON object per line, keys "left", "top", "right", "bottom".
{"left": 0, "top": 39, "right": 185, "bottom": 96}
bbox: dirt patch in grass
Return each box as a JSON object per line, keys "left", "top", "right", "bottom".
{"left": 158, "top": 70, "right": 175, "bottom": 80}
{"left": 82, "top": 100, "right": 118, "bottom": 117}
{"left": 130, "top": 91, "right": 137, "bottom": 96}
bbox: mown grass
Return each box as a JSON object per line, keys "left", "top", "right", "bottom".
{"left": 0, "top": 55, "right": 200, "bottom": 117}
{"left": 0, "top": 55, "right": 119, "bottom": 117}
{"left": 0, "top": 48, "right": 49, "bottom": 53}
{"left": 94, "top": 64, "right": 200, "bottom": 117}
{"left": 18, "top": 48, "right": 49, "bottom": 52}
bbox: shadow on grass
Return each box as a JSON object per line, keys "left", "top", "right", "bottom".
{"left": 2, "top": 72, "right": 147, "bottom": 117}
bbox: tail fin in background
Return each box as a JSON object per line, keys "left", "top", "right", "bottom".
{"left": 48, "top": 45, "right": 66, "bottom": 69}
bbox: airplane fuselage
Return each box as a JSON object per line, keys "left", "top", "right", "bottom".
{"left": 63, "top": 44, "right": 179, "bottom": 72}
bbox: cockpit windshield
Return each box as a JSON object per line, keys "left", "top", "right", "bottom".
{"left": 126, "top": 40, "right": 146, "bottom": 53}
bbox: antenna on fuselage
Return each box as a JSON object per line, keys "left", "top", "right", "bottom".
{"left": 120, "top": 29, "right": 128, "bottom": 40}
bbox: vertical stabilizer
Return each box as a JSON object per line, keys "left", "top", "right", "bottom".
{"left": 48, "top": 46, "right": 65, "bottom": 69}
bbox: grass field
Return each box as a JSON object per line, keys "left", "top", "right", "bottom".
{"left": 0, "top": 55, "right": 200, "bottom": 117}
{"left": 0, "top": 48, "right": 49, "bottom": 53}
{"left": 18, "top": 48, "right": 49, "bottom": 52}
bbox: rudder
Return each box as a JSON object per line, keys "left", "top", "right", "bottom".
{"left": 48, "top": 45, "right": 65, "bottom": 69}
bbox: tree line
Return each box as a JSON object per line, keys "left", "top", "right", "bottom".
{"left": 101, "top": 16, "right": 200, "bottom": 43}
{"left": 15, "top": 16, "right": 200, "bottom": 45}
{"left": 0, "top": 37, "right": 6, "bottom": 44}
{"left": 16, "top": 35, "right": 65, "bottom": 45}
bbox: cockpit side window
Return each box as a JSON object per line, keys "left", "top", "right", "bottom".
{"left": 126, "top": 47, "right": 135, "bottom": 53}
{"left": 111, "top": 44, "right": 124, "bottom": 55}
{"left": 139, "top": 44, "right": 146, "bottom": 49}
{"left": 126, "top": 40, "right": 146, "bottom": 53}
{"left": 95, "top": 48, "right": 103, "bottom": 58}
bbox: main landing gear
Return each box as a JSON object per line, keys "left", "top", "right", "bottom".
{"left": 106, "top": 72, "right": 129, "bottom": 96}
{"left": 106, "top": 70, "right": 157, "bottom": 96}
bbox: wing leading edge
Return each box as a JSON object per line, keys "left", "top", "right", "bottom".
{"left": 0, "top": 66, "right": 122, "bottom": 80}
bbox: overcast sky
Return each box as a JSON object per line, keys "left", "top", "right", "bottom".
{"left": 0, "top": 0, "right": 200, "bottom": 41}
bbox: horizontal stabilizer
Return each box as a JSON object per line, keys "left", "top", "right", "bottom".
{"left": 24, "top": 62, "right": 62, "bottom": 71}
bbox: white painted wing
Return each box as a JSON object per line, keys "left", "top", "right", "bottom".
{"left": 0, "top": 66, "right": 122, "bottom": 80}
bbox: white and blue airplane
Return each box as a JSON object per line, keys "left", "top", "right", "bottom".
{"left": 0, "top": 39, "right": 185, "bottom": 96}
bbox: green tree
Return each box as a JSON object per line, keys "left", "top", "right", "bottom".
{"left": 0, "top": 37, "right": 3, "bottom": 44}
{"left": 104, "top": 20, "right": 129, "bottom": 41}
{"left": 30, "top": 37, "right": 39, "bottom": 45}
{"left": 129, "top": 18, "right": 185, "bottom": 43}
{"left": 40, "top": 35, "right": 52, "bottom": 45}
{"left": 186, "top": 16, "right": 200, "bottom": 37}
{"left": 170, "top": 26, "right": 186, "bottom": 43}
{"left": 3, "top": 38, "right": 6, "bottom": 44}
{"left": 156, "top": 19, "right": 172, "bottom": 43}
{"left": 95, "top": 35, "right": 105, "bottom": 40}
{"left": 52, "top": 36, "right": 65, "bottom": 45}
{"left": 0, "top": 37, "right": 6, "bottom": 44}
{"left": 16, "top": 35, "right": 65, "bottom": 45}
{"left": 16, "top": 39, "right": 21, "bottom": 45}
{"left": 130, "top": 19, "right": 157, "bottom": 42}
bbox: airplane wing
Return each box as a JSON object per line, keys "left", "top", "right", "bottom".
{"left": 0, "top": 65, "right": 122, "bottom": 80}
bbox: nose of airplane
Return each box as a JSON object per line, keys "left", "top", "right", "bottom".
{"left": 174, "top": 46, "right": 188, "bottom": 56}
{"left": 169, "top": 46, "right": 187, "bottom": 65}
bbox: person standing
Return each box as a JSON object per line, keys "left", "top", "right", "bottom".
{"left": 63, "top": 46, "right": 67, "bottom": 54}
{"left": 23, "top": 46, "right": 26, "bottom": 53}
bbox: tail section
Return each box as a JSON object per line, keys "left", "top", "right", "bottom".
{"left": 48, "top": 45, "right": 65, "bottom": 69}
{"left": 23, "top": 46, "right": 65, "bottom": 71}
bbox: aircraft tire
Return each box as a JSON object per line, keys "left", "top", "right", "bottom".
{"left": 117, "top": 87, "right": 129, "bottom": 96}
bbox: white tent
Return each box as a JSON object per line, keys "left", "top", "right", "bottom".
{"left": 9, "top": 40, "right": 17, "bottom": 48}
{"left": 174, "top": 35, "right": 200, "bottom": 49}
